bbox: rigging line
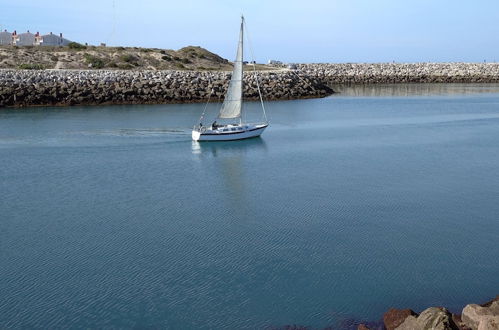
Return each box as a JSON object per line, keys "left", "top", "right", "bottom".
{"left": 199, "top": 75, "right": 214, "bottom": 124}
{"left": 243, "top": 18, "right": 268, "bottom": 123}
{"left": 288, "top": 67, "right": 312, "bottom": 86}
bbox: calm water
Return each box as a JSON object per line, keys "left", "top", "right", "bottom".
{"left": 1, "top": 84, "right": 499, "bottom": 329}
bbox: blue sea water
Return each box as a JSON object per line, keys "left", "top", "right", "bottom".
{"left": 1, "top": 84, "right": 498, "bottom": 329}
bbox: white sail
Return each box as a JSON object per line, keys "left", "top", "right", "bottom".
{"left": 218, "top": 18, "right": 244, "bottom": 119}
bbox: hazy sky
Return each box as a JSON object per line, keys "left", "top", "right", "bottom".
{"left": 2, "top": 0, "right": 499, "bottom": 63}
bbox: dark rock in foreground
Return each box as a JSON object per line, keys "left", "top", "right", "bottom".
{"left": 384, "top": 308, "right": 418, "bottom": 330}
{"left": 366, "top": 295, "right": 499, "bottom": 330}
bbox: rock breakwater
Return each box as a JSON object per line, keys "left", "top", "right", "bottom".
{"left": 299, "top": 63, "right": 499, "bottom": 85}
{"left": 0, "top": 69, "right": 332, "bottom": 107}
{"left": 3, "top": 63, "right": 499, "bottom": 108}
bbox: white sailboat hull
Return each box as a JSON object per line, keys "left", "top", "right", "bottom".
{"left": 192, "top": 123, "right": 268, "bottom": 141}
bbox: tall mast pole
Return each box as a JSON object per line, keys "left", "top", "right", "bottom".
{"left": 240, "top": 15, "right": 244, "bottom": 125}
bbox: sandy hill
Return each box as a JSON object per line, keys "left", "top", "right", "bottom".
{"left": 0, "top": 44, "right": 243, "bottom": 71}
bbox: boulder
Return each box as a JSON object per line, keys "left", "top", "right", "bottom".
{"left": 477, "top": 316, "right": 499, "bottom": 330}
{"left": 417, "top": 307, "right": 455, "bottom": 330}
{"left": 395, "top": 307, "right": 456, "bottom": 330}
{"left": 462, "top": 297, "right": 499, "bottom": 330}
{"left": 396, "top": 315, "right": 420, "bottom": 330}
{"left": 384, "top": 308, "right": 418, "bottom": 330}
{"left": 452, "top": 313, "right": 472, "bottom": 330}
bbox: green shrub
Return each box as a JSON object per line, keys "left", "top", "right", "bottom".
{"left": 180, "top": 58, "right": 191, "bottom": 64}
{"left": 175, "top": 63, "right": 185, "bottom": 69}
{"left": 160, "top": 50, "right": 166, "bottom": 54}
{"left": 140, "top": 48, "right": 153, "bottom": 53}
{"left": 161, "top": 55, "right": 171, "bottom": 61}
{"left": 18, "top": 63, "right": 44, "bottom": 70}
{"left": 120, "top": 54, "right": 138, "bottom": 63}
{"left": 51, "top": 55, "right": 58, "bottom": 62}
{"left": 84, "top": 54, "right": 105, "bottom": 68}
{"left": 68, "top": 42, "right": 87, "bottom": 50}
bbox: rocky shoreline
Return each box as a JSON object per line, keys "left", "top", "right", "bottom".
{"left": 2, "top": 63, "right": 499, "bottom": 108}
{"left": 356, "top": 295, "right": 499, "bottom": 330}
{"left": 0, "top": 69, "right": 332, "bottom": 107}
{"left": 300, "top": 63, "right": 499, "bottom": 85}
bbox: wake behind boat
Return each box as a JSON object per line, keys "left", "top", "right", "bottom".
{"left": 192, "top": 16, "right": 268, "bottom": 142}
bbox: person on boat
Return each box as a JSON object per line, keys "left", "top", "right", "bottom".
{"left": 212, "top": 121, "right": 218, "bottom": 129}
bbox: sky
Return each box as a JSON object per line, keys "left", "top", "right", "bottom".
{"left": 1, "top": 0, "right": 499, "bottom": 63}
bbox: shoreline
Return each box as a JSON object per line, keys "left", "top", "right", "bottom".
{"left": 0, "top": 69, "right": 332, "bottom": 108}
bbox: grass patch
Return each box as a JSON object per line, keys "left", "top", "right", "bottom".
{"left": 120, "top": 54, "right": 138, "bottom": 63}
{"left": 84, "top": 54, "right": 105, "bottom": 68}
{"left": 18, "top": 63, "right": 44, "bottom": 70}
{"left": 68, "top": 42, "right": 87, "bottom": 50}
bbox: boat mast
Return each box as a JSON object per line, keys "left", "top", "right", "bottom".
{"left": 239, "top": 15, "right": 244, "bottom": 125}
{"left": 243, "top": 17, "right": 268, "bottom": 124}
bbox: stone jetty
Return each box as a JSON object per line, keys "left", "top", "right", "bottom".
{"left": 299, "top": 63, "right": 499, "bottom": 85}
{"left": 3, "top": 63, "right": 499, "bottom": 107}
{"left": 0, "top": 69, "right": 332, "bottom": 107}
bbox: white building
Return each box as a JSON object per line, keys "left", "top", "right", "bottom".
{"left": 16, "top": 31, "right": 36, "bottom": 46}
{"left": 0, "top": 30, "right": 13, "bottom": 45}
{"left": 41, "top": 32, "right": 71, "bottom": 46}
{"left": 0, "top": 29, "right": 72, "bottom": 46}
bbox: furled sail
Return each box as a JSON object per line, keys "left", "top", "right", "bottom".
{"left": 218, "top": 18, "right": 244, "bottom": 119}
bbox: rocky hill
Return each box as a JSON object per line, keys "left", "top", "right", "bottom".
{"left": 0, "top": 44, "right": 239, "bottom": 71}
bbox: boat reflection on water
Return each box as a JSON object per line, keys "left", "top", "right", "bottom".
{"left": 191, "top": 137, "right": 267, "bottom": 212}
{"left": 191, "top": 136, "right": 267, "bottom": 157}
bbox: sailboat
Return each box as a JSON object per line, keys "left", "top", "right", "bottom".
{"left": 192, "top": 16, "right": 268, "bottom": 142}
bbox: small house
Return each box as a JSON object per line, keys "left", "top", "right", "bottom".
{"left": 16, "top": 31, "right": 36, "bottom": 46}
{"left": 0, "top": 30, "right": 12, "bottom": 45}
{"left": 41, "top": 32, "right": 71, "bottom": 46}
